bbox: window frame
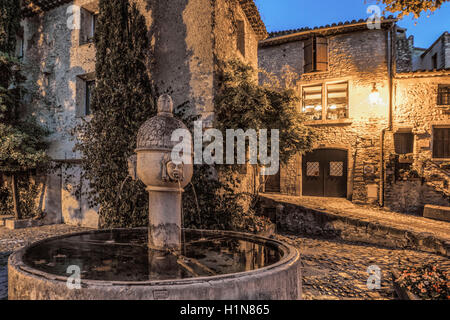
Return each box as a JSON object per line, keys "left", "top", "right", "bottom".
{"left": 85, "top": 80, "right": 95, "bottom": 116}
{"left": 301, "top": 80, "right": 349, "bottom": 122}
{"left": 432, "top": 126, "right": 450, "bottom": 160}
{"left": 79, "top": 8, "right": 98, "bottom": 45}
{"left": 437, "top": 84, "right": 450, "bottom": 105}
{"left": 394, "top": 131, "right": 414, "bottom": 155}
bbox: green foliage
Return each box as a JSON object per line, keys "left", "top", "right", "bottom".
{"left": 0, "top": 0, "right": 21, "bottom": 54}
{"left": 175, "top": 105, "right": 270, "bottom": 233}
{"left": 0, "top": 0, "right": 49, "bottom": 219}
{"left": 179, "top": 60, "right": 318, "bottom": 233}
{"left": 215, "top": 60, "right": 318, "bottom": 165}
{"left": 0, "top": 121, "right": 50, "bottom": 172}
{"left": 75, "top": 0, "right": 156, "bottom": 228}
{"left": 378, "top": 0, "right": 448, "bottom": 18}
{"left": 0, "top": 174, "right": 44, "bottom": 218}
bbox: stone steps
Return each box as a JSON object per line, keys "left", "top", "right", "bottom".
{"left": 423, "top": 205, "right": 450, "bottom": 222}
{"left": 261, "top": 195, "right": 450, "bottom": 258}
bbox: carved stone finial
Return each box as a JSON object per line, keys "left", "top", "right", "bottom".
{"left": 157, "top": 94, "right": 174, "bottom": 117}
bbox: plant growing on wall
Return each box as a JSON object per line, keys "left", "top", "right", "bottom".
{"left": 75, "top": 0, "right": 156, "bottom": 228}
{"left": 0, "top": 0, "right": 49, "bottom": 219}
{"left": 180, "top": 60, "right": 319, "bottom": 232}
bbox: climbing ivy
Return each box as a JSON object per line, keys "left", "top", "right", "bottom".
{"left": 75, "top": 0, "right": 156, "bottom": 228}
{"left": 179, "top": 60, "right": 319, "bottom": 233}
{"left": 0, "top": 0, "right": 50, "bottom": 218}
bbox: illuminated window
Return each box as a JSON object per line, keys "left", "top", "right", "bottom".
{"left": 302, "top": 81, "right": 349, "bottom": 121}
{"left": 326, "top": 82, "right": 348, "bottom": 120}
{"left": 302, "top": 85, "right": 323, "bottom": 120}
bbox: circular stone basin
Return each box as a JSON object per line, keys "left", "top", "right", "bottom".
{"left": 8, "top": 229, "right": 301, "bottom": 300}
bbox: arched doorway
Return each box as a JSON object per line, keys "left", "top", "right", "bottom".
{"left": 302, "top": 149, "right": 348, "bottom": 197}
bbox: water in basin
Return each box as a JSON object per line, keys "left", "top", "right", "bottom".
{"left": 23, "top": 229, "right": 283, "bottom": 282}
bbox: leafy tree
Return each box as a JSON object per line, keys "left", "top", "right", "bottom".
{"left": 180, "top": 60, "right": 319, "bottom": 233}
{"left": 0, "top": 0, "right": 49, "bottom": 219}
{"left": 377, "top": 0, "right": 448, "bottom": 18}
{"left": 75, "top": 0, "right": 156, "bottom": 228}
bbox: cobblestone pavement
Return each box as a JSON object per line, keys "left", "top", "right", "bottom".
{"left": 265, "top": 194, "right": 450, "bottom": 241}
{"left": 0, "top": 224, "right": 89, "bottom": 300}
{"left": 277, "top": 234, "right": 450, "bottom": 300}
{"left": 1, "top": 224, "right": 448, "bottom": 300}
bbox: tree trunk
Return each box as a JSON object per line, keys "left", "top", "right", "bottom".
{"left": 11, "top": 174, "right": 21, "bottom": 220}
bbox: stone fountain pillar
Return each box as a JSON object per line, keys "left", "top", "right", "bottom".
{"left": 132, "top": 95, "right": 193, "bottom": 251}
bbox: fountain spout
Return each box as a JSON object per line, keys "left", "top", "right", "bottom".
{"left": 134, "top": 95, "right": 193, "bottom": 251}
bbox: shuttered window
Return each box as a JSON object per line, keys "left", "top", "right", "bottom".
{"left": 437, "top": 85, "right": 450, "bottom": 105}
{"left": 304, "top": 36, "right": 328, "bottom": 73}
{"left": 394, "top": 132, "right": 414, "bottom": 154}
{"left": 433, "top": 127, "right": 450, "bottom": 159}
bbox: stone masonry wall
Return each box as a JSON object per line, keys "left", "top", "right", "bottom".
{"left": 20, "top": 0, "right": 262, "bottom": 227}
{"left": 383, "top": 75, "right": 450, "bottom": 214}
{"left": 258, "top": 29, "right": 391, "bottom": 203}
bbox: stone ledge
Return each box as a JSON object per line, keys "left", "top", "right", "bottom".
{"left": 423, "top": 205, "right": 450, "bottom": 222}
{"left": 5, "top": 219, "right": 44, "bottom": 230}
{"left": 261, "top": 197, "right": 450, "bottom": 257}
{"left": 0, "top": 216, "right": 14, "bottom": 227}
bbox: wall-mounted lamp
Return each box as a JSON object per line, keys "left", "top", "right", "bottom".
{"left": 369, "top": 83, "right": 380, "bottom": 105}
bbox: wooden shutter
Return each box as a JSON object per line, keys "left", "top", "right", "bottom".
{"left": 304, "top": 37, "right": 314, "bottom": 73}
{"left": 394, "top": 133, "right": 414, "bottom": 154}
{"left": 316, "top": 37, "right": 328, "bottom": 71}
{"left": 433, "top": 128, "right": 450, "bottom": 158}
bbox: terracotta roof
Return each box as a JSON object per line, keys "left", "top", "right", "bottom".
{"left": 22, "top": 0, "right": 72, "bottom": 17}
{"left": 239, "top": 0, "right": 268, "bottom": 40}
{"left": 260, "top": 16, "right": 398, "bottom": 47}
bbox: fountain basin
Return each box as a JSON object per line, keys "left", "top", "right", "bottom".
{"left": 8, "top": 228, "right": 301, "bottom": 300}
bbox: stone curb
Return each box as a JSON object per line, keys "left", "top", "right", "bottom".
{"left": 262, "top": 197, "right": 450, "bottom": 258}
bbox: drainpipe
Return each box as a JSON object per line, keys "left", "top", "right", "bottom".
{"left": 380, "top": 23, "right": 396, "bottom": 207}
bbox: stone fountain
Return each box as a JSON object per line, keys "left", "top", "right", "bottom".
{"left": 8, "top": 95, "right": 301, "bottom": 300}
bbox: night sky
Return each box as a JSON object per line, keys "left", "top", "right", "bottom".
{"left": 254, "top": 0, "right": 450, "bottom": 48}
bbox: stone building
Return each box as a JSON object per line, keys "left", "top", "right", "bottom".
{"left": 16, "top": 0, "right": 267, "bottom": 227}
{"left": 259, "top": 18, "right": 449, "bottom": 214}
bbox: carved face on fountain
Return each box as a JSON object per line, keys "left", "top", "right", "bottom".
{"left": 134, "top": 94, "right": 193, "bottom": 190}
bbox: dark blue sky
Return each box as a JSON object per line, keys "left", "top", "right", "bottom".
{"left": 254, "top": 0, "right": 450, "bottom": 48}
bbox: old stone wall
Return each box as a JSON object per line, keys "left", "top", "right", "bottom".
{"left": 265, "top": 198, "right": 450, "bottom": 257}
{"left": 21, "top": 1, "right": 97, "bottom": 227}
{"left": 258, "top": 29, "right": 391, "bottom": 203}
{"left": 383, "top": 75, "right": 450, "bottom": 214}
{"left": 396, "top": 31, "right": 413, "bottom": 73}
{"left": 20, "top": 0, "right": 262, "bottom": 227}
